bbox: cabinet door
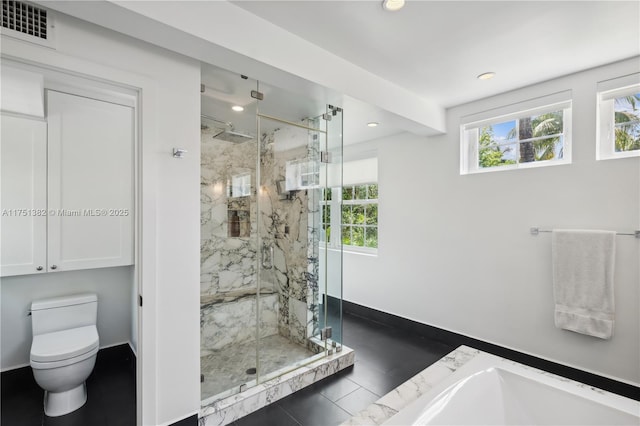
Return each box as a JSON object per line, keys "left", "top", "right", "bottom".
{"left": 47, "top": 91, "right": 134, "bottom": 272}
{"left": 0, "top": 115, "right": 47, "bottom": 276}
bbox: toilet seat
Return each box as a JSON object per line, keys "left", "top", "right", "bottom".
{"left": 31, "top": 325, "right": 99, "bottom": 368}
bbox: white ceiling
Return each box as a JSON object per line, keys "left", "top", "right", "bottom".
{"left": 233, "top": 1, "right": 640, "bottom": 108}
{"left": 38, "top": 0, "right": 640, "bottom": 145}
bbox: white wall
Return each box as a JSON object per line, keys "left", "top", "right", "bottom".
{"left": 1, "top": 267, "right": 134, "bottom": 370}
{"left": 1, "top": 11, "right": 201, "bottom": 425}
{"left": 344, "top": 58, "right": 640, "bottom": 386}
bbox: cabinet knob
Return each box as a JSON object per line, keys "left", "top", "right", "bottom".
{"left": 36, "top": 266, "right": 43, "bottom": 271}
{"left": 50, "top": 265, "right": 58, "bottom": 270}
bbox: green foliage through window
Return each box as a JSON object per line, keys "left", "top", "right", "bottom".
{"left": 477, "top": 109, "right": 565, "bottom": 169}
{"left": 341, "top": 184, "right": 378, "bottom": 249}
{"left": 614, "top": 93, "right": 640, "bottom": 152}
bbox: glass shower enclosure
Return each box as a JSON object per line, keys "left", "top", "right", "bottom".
{"left": 200, "top": 64, "right": 343, "bottom": 404}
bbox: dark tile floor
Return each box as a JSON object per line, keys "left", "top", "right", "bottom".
{"left": 1, "top": 345, "right": 136, "bottom": 426}
{"left": 2, "top": 313, "right": 454, "bottom": 426}
{"left": 232, "top": 312, "right": 456, "bottom": 426}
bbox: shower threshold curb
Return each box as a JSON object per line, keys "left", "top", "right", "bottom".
{"left": 198, "top": 345, "right": 355, "bottom": 426}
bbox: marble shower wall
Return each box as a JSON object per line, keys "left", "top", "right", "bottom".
{"left": 201, "top": 123, "right": 320, "bottom": 352}
{"left": 259, "top": 124, "right": 320, "bottom": 347}
{"left": 201, "top": 126, "right": 278, "bottom": 351}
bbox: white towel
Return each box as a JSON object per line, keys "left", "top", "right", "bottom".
{"left": 551, "top": 229, "right": 616, "bottom": 339}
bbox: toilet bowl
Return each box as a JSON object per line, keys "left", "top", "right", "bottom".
{"left": 30, "top": 294, "right": 99, "bottom": 417}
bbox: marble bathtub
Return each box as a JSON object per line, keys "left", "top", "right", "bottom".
{"left": 344, "top": 346, "right": 640, "bottom": 426}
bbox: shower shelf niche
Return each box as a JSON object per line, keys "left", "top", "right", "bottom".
{"left": 227, "top": 197, "right": 251, "bottom": 238}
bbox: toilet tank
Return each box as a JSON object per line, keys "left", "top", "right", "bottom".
{"left": 31, "top": 294, "right": 98, "bottom": 336}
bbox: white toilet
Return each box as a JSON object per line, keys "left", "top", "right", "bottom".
{"left": 30, "top": 293, "right": 100, "bottom": 417}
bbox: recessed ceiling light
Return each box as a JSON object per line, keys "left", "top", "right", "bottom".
{"left": 231, "top": 105, "right": 244, "bottom": 112}
{"left": 382, "top": 0, "right": 405, "bottom": 12}
{"left": 367, "top": 122, "right": 379, "bottom": 127}
{"left": 477, "top": 72, "right": 496, "bottom": 80}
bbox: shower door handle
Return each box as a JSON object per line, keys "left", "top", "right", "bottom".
{"left": 262, "top": 244, "right": 274, "bottom": 269}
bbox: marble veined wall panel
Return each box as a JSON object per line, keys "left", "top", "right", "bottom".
{"left": 201, "top": 122, "right": 323, "bottom": 351}
{"left": 201, "top": 126, "right": 279, "bottom": 350}
{"left": 201, "top": 126, "right": 258, "bottom": 296}
{"left": 201, "top": 292, "right": 278, "bottom": 351}
{"left": 259, "top": 125, "right": 320, "bottom": 346}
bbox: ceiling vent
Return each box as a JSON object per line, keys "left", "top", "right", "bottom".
{"left": 1, "top": 0, "right": 54, "bottom": 47}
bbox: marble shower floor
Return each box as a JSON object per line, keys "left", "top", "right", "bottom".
{"left": 201, "top": 334, "right": 316, "bottom": 401}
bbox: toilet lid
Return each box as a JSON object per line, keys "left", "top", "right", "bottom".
{"left": 31, "top": 325, "right": 99, "bottom": 363}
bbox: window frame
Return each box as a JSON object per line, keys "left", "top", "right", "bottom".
{"left": 596, "top": 80, "right": 640, "bottom": 161}
{"left": 321, "top": 184, "right": 378, "bottom": 255}
{"left": 461, "top": 100, "right": 572, "bottom": 175}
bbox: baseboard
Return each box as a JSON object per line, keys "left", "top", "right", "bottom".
{"left": 0, "top": 362, "right": 30, "bottom": 373}
{"left": 167, "top": 413, "right": 198, "bottom": 426}
{"left": 94, "top": 342, "right": 136, "bottom": 366}
{"left": 343, "top": 300, "right": 640, "bottom": 401}
{"left": 321, "top": 294, "right": 342, "bottom": 309}
{"left": 128, "top": 340, "right": 137, "bottom": 357}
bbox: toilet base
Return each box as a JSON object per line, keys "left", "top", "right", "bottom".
{"left": 44, "top": 382, "right": 87, "bottom": 417}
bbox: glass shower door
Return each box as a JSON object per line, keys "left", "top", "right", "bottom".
{"left": 200, "top": 63, "right": 344, "bottom": 406}
{"left": 200, "top": 68, "right": 261, "bottom": 403}
{"left": 255, "top": 100, "right": 322, "bottom": 382}
{"left": 255, "top": 82, "right": 343, "bottom": 383}
{"left": 320, "top": 104, "right": 343, "bottom": 349}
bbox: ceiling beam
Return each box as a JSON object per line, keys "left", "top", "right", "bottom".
{"left": 35, "top": 0, "right": 445, "bottom": 135}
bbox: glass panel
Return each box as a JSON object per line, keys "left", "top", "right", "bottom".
{"left": 614, "top": 93, "right": 640, "bottom": 152}
{"left": 365, "top": 227, "right": 378, "bottom": 248}
{"left": 352, "top": 226, "right": 365, "bottom": 246}
{"left": 324, "top": 187, "right": 332, "bottom": 201}
{"left": 365, "top": 204, "right": 378, "bottom": 225}
{"left": 342, "top": 225, "right": 352, "bottom": 245}
{"left": 256, "top": 112, "right": 323, "bottom": 383}
{"left": 368, "top": 184, "right": 378, "bottom": 199}
{"left": 200, "top": 68, "right": 343, "bottom": 406}
{"left": 322, "top": 204, "right": 331, "bottom": 225}
{"left": 478, "top": 122, "right": 517, "bottom": 168}
{"left": 342, "top": 186, "right": 353, "bottom": 200}
{"left": 255, "top": 81, "right": 343, "bottom": 384}
{"left": 342, "top": 205, "right": 352, "bottom": 224}
{"left": 519, "top": 110, "right": 563, "bottom": 163}
{"left": 531, "top": 110, "right": 563, "bottom": 137}
{"left": 200, "top": 64, "right": 260, "bottom": 403}
{"left": 324, "top": 104, "right": 343, "bottom": 347}
{"left": 353, "top": 205, "right": 365, "bottom": 224}
{"left": 615, "top": 122, "right": 640, "bottom": 152}
{"left": 532, "top": 136, "right": 563, "bottom": 161}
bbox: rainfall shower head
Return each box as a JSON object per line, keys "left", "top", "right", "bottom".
{"left": 214, "top": 129, "right": 253, "bottom": 144}
{"left": 201, "top": 114, "right": 253, "bottom": 143}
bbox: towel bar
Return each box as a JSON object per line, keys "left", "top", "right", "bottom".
{"left": 530, "top": 227, "right": 640, "bottom": 238}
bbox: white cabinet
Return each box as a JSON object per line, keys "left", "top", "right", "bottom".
{"left": 1, "top": 91, "right": 134, "bottom": 276}
{"left": 1, "top": 115, "right": 48, "bottom": 276}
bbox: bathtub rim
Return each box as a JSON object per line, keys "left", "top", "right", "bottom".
{"left": 382, "top": 350, "right": 640, "bottom": 425}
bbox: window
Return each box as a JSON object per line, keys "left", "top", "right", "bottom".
{"left": 597, "top": 75, "right": 640, "bottom": 160}
{"left": 341, "top": 184, "right": 378, "bottom": 249}
{"left": 461, "top": 95, "right": 572, "bottom": 174}
{"left": 321, "top": 184, "right": 378, "bottom": 253}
